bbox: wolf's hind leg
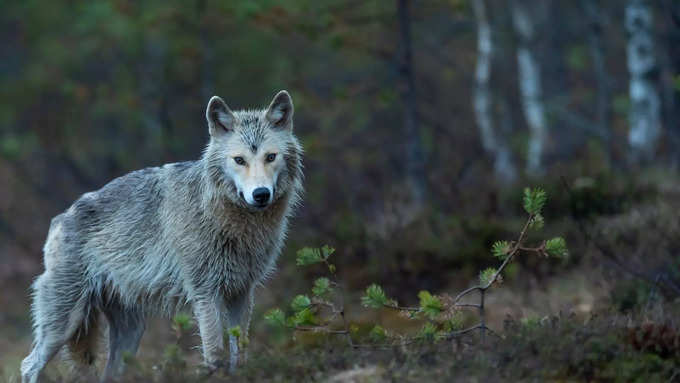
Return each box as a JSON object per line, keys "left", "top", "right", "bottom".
{"left": 21, "top": 272, "right": 89, "bottom": 383}
{"left": 101, "top": 303, "right": 145, "bottom": 382}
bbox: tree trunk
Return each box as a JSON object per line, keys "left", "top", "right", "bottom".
{"left": 625, "top": 0, "right": 661, "bottom": 163}
{"left": 511, "top": 0, "right": 547, "bottom": 175}
{"left": 659, "top": 0, "right": 680, "bottom": 166}
{"left": 583, "top": 0, "right": 612, "bottom": 163}
{"left": 472, "top": 0, "right": 517, "bottom": 182}
{"left": 396, "top": 0, "right": 426, "bottom": 206}
{"left": 472, "top": 0, "right": 517, "bottom": 183}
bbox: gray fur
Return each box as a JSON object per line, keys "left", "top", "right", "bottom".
{"left": 21, "top": 91, "right": 303, "bottom": 383}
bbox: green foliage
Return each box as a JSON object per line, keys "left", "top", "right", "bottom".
{"left": 312, "top": 277, "right": 332, "bottom": 297}
{"left": 291, "top": 294, "right": 312, "bottom": 312}
{"left": 162, "top": 344, "right": 184, "bottom": 367}
{"left": 523, "top": 187, "right": 547, "bottom": 216}
{"left": 268, "top": 185, "right": 569, "bottom": 350}
{"left": 529, "top": 213, "right": 545, "bottom": 230}
{"left": 288, "top": 308, "right": 316, "bottom": 327}
{"left": 491, "top": 240, "right": 512, "bottom": 260}
{"left": 228, "top": 325, "right": 242, "bottom": 339}
{"left": 368, "top": 325, "right": 387, "bottom": 343}
{"left": 361, "top": 284, "right": 391, "bottom": 308}
{"left": 443, "top": 313, "right": 464, "bottom": 332}
{"left": 171, "top": 313, "right": 193, "bottom": 333}
{"left": 264, "top": 308, "right": 286, "bottom": 328}
{"left": 296, "top": 245, "right": 335, "bottom": 266}
{"left": 479, "top": 267, "right": 497, "bottom": 286}
{"left": 418, "top": 291, "right": 443, "bottom": 319}
{"left": 418, "top": 322, "right": 440, "bottom": 342}
{"left": 296, "top": 247, "right": 324, "bottom": 266}
{"left": 545, "top": 237, "right": 568, "bottom": 258}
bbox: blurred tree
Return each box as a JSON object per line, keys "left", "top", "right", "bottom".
{"left": 658, "top": 0, "right": 680, "bottom": 166}
{"left": 472, "top": 0, "right": 517, "bottom": 182}
{"left": 625, "top": 0, "right": 661, "bottom": 163}
{"left": 511, "top": 0, "right": 547, "bottom": 175}
{"left": 582, "top": 0, "right": 612, "bottom": 163}
{"left": 397, "top": 0, "right": 427, "bottom": 208}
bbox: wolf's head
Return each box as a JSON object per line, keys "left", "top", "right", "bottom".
{"left": 203, "top": 91, "right": 303, "bottom": 211}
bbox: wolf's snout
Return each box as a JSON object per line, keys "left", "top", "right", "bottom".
{"left": 252, "top": 187, "right": 271, "bottom": 205}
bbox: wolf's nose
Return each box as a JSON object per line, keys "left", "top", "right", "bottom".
{"left": 252, "top": 188, "right": 271, "bottom": 205}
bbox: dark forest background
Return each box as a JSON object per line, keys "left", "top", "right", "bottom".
{"left": 1, "top": 0, "right": 680, "bottom": 381}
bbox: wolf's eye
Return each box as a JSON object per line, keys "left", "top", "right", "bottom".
{"left": 265, "top": 153, "right": 277, "bottom": 163}
{"left": 233, "top": 156, "right": 246, "bottom": 166}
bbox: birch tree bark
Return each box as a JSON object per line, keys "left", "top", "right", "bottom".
{"left": 472, "top": 0, "right": 517, "bottom": 182}
{"left": 625, "top": 0, "right": 661, "bottom": 162}
{"left": 511, "top": 0, "right": 547, "bottom": 175}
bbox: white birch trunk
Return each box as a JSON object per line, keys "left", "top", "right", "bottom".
{"left": 472, "top": 0, "right": 517, "bottom": 182}
{"left": 512, "top": 0, "right": 547, "bottom": 175}
{"left": 626, "top": 0, "right": 661, "bottom": 161}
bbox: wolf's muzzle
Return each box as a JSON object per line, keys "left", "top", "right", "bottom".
{"left": 252, "top": 187, "right": 271, "bottom": 207}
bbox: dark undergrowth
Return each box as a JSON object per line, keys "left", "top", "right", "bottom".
{"left": 38, "top": 302, "right": 675, "bottom": 382}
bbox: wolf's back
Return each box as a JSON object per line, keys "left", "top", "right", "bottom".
{"left": 43, "top": 163, "right": 197, "bottom": 302}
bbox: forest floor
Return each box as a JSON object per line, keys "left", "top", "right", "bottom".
{"left": 2, "top": 269, "right": 678, "bottom": 382}
{"left": 2, "top": 173, "right": 680, "bottom": 382}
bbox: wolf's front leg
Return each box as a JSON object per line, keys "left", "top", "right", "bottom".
{"left": 193, "top": 298, "right": 226, "bottom": 369}
{"left": 225, "top": 289, "right": 254, "bottom": 372}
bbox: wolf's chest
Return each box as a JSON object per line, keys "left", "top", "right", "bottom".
{"left": 196, "top": 221, "right": 282, "bottom": 291}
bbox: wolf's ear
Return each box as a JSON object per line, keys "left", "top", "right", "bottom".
{"left": 265, "top": 90, "right": 294, "bottom": 130}
{"left": 206, "top": 96, "right": 236, "bottom": 136}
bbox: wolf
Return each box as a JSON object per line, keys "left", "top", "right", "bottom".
{"left": 20, "top": 90, "right": 303, "bottom": 383}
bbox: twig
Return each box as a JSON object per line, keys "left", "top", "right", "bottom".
{"left": 443, "top": 324, "right": 501, "bottom": 340}
{"left": 479, "top": 290, "right": 486, "bottom": 344}
{"left": 324, "top": 259, "right": 354, "bottom": 348}
{"left": 455, "top": 213, "right": 534, "bottom": 305}
{"left": 293, "top": 326, "right": 349, "bottom": 335}
{"left": 453, "top": 303, "right": 481, "bottom": 309}
{"left": 383, "top": 303, "right": 419, "bottom": 312}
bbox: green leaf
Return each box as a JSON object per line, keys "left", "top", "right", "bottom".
{"left": 312, "top": 277, "right": 333, "bottom": 297}
{"left": 479, "top": 267, "right": 497, "bottom": 286}
{"left": 369, "top": 325, "right": 387, "bottom": 343}
{"left": 545, "top": 237, "right": 569, "bottom": 258}
{"left": 296, "top": 247, "right": 323, "bottom": 266}
{"left": 361, "top": 284, "right": 391, "bottom": 308}
{"left": 418, "top": 290, "right": 443, "bottom": 319}
{"left": 523, "top": 187, "right": 547, "bottom": 215}
{"left": 264, "top": 308, "right": 286, "bottom": 328}
{"left": 492, "top": 240, "right": 512, "bottom": 260}
{"left": 290, "top": 295, "right": 312, "bottom": 312}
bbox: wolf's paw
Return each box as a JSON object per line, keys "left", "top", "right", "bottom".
{"left": 197, "top": 360, "right": 225, "bottom": 378}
